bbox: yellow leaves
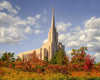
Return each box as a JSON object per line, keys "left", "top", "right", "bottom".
{"left": 0, "top": 69, "right": 5, "bottom": 75}
{"left": 0, "top": 67, "right": 66, "bottom": 80}
{"left": 31, "top": 64, "right": 36, "bottom": 68}
{"left": 0, "top": 66, "right": 100, "bottom": 79}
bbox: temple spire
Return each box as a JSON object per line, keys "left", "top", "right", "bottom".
{"left": 51, "top": 7, "right": 55, "bottom": 28}
{"left": 48, "top": 7, "right": 58, "bottom": 42}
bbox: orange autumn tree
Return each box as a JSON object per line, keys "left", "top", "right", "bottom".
{"left": 22, "top": 51, "right": 40, "bottom": 63}
{"left": 70, "top": 46, "right": 95, "bottom": 71}
{"left": 70, "top": 47, "right": 87, "bottom": 70}
{"left": 28, "top": 51, "right": 40, "bottom": 63}
{"left": 71, "top": 46, "right": 87, "bottom": 64}
{"left": 83, "top": 54, "right": 95, "bottom": 71}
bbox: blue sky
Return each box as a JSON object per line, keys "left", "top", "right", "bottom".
{"left": 0, "top": 0, "right": 100, "bottom": 62}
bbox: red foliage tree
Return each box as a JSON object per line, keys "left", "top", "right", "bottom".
{"left": 69, "top": 47, "right": 95, "bottom": 71}
{"left": 83, "top": 54, "right": 95, "bottom": 71}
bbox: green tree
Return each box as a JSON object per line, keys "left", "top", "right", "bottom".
{"left": 50, "top": 53, "right": 57, "bottom": 64}
{"left": 71, "top": 46, "right": 87, "bottom": 64}
{"left": 71, "top": 46, "right": 88, "bottom": 55}
{"left": 50, "top": 49, "right": 68, "bottom": 65}
{"left": 0, "top": 52, "right": 15, "bottom": 62}
{"left": 56, "top": 49, "right": 65, "bottom": 65}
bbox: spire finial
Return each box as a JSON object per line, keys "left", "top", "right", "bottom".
{"left": 52, "top": 6, "right": 54, "bottom": 12}
{"left": 51, "top": 6, "right": 55, "bottom": 28}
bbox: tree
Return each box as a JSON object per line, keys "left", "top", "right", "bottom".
{"left": 83, "top": 54, "right": 95, "bottom": 71}
{"left": 25, "top": 51, "right": 40, "bottom": 63}
{"left": 50, "top": 49, "right": 69, "bottom": 65}
{"left": 56, "top": 49, "right": 65, "bottom": 65}
{"left": 0, "top": 52, "right": 15, "bottom": 62}
{"left": 49, "top": 53, "right": 57, "bottom": 64}
{"left": 70, "top": 46, "right": 95, "bottom": 71}
{"left": 71, "top": 46, "right": 88, "bottom": 55}
{"left": 71, "top": 46, "right": 87, "bottom": 64}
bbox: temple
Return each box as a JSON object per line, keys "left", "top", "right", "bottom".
{"left": 18, "top": 8, "right": 65, "bottom": 61}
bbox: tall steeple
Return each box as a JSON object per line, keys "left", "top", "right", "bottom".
{"left": 50, "top": 7, "right": 56, "bottom": 31}
{"left": 51, "top": 7, "right": 55, "bottom": 28}
{"left": 48, "top": 7, "right": 58, "bottom": 42}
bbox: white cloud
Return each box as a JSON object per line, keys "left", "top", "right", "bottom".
{"left": 79, "top": 35, "right": 86, "bottom": 41}
{"left": 56, "top": 21, "right": 72, "bottom": 33}
{"left": 87, "top": 42, "right": 100, "bottom": 52}
{"left": 26, "top": 17, "right": 37, "bottom": 26}
{"left": 35, "top": 14, "right": 41, "bottom": 19}
{"left": 94, "top": 53, "right": 100, "bottom": 63}
{"left": 84, "top": 17, "right": 100, "bottom": 52}
{"left": 0, "top": 26, "right": 26, "bottom": 44}
{"left": 95, "top": 37, "right": 100, "bottom": 41}
{"left": 70, "top": 26, "right": 81, "bottom": 31}
{"left": 66, "top": 50, "right": 72, "bottom": 55}
{"left": 0, "top": 1, "right": 18, "bottom": 14}
{"left": 16, "top": 5, "right": 20, "bottom": 11}
{"left": 85, "top": 16, "right": 100, "bottom": 29}
{"left": 0, "top": 1, "right": 44, "bottom": 45}
{"left": 34, "top": 30, "right": 44, "bottom": 34}
{"left": 58, "top": 34, "right": 66, "bottom": 42}
{"left": 57, "top": 17, "right": 100, "bottom": 53}
{"left": 94, "top": 53, "right": 100, "bottom": 57}
{"left": 0, "top": 12, "right": 26, "bottom": 27}
{"left": 24, "top": 26, "right": 33, "bottom": 34}
{"left": 0, "top": 12, "right": 42, "bottom": 44}
{"left": 42, "top": 38, "right": 48, "bottom": 44}
{"left": 67, "top": 41, "right": 81, "bottom": 48}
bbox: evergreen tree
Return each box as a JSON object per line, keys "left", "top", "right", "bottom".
{"left": 50, "top": 53, "right": 57, "bottom": 64}
{"left": 0, "top": 52, "right": 15, "bottom": 62}
{"left": 56, "top": 49, "right": 65, "bottom": 65}
{"left": 50, "top": 49, "right": 68, "bottom": 65}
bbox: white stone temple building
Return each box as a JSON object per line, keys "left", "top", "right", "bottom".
{"left": 18, "top": 8, "right": 65, "bottom": 61}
